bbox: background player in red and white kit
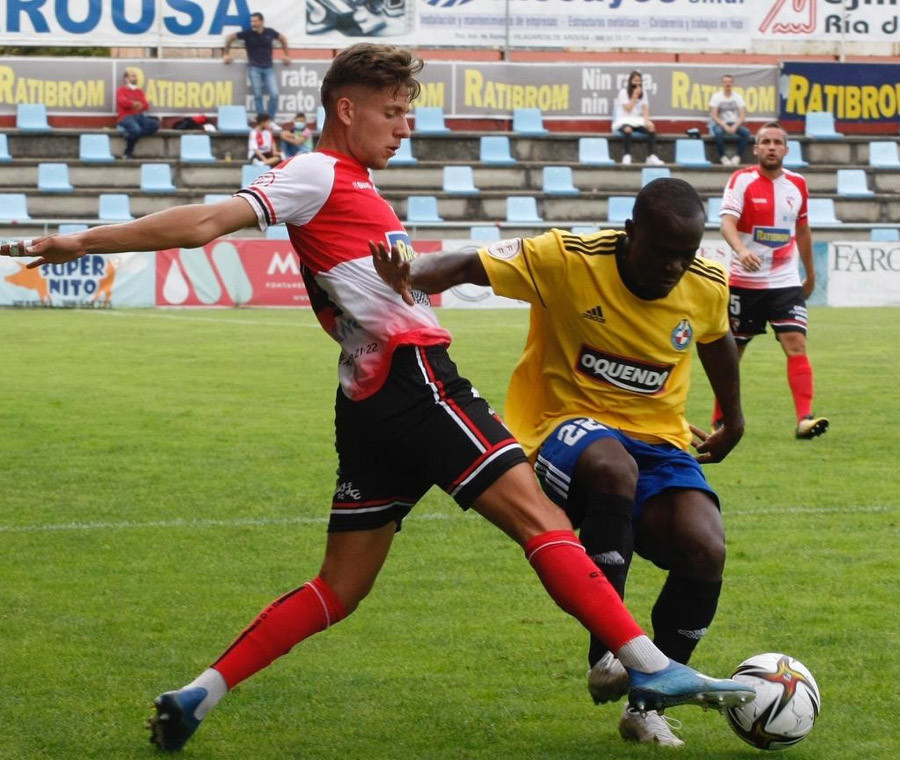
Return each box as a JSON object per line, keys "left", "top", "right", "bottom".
{"left": 1, "top": 44, "right": 752, "bottom": 753}
{"left": 715, "top": 122, "right": 829, "bottom": 440}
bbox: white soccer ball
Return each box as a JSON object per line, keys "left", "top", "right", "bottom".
{"left": 725, "top": 652, "right": 821, "bottom": 751}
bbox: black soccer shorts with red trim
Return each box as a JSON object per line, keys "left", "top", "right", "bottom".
{"left": 328, "top": 345, "right": 527, "bottom": 532}
{"left": 729, "top": 285, "right": 808, "bottom": 345}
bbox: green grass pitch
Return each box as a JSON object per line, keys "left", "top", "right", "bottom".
{"left": 1, "top": 306, "right": 897, "bottom": 760}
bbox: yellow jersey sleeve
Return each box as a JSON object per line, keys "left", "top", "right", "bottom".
{"left": 690, "top": 257, "right": 730, "bottom": 343}
{"left": 478, "top": 231, "right": 569, "bottom": 307}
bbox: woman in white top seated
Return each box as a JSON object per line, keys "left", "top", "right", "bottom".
{"left": 612, "top": 71, "right": 663, "bottom": 166}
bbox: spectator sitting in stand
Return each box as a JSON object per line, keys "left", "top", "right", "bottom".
{"left": 280, "top": 113, "right": 313, "bottom": 158}
{"left": 709, "top": 74, "right": 751, "bottom": 166}
{"left": 247, "top": 113, "right": 282, "bottom": 166}
{"left": 116, "top": 68, "right": 159, "bottom": 160}
{"left": 612, "top": 70, "right": 663, "bottom": 166}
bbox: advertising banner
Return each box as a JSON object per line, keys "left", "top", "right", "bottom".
{"left": 0, "top": 0, "right": 754, "bottom": 50}
{"left": 0, "top": 251, "right": 155, "bottom": 307}
{"left": 0, "top": 57, "right": 777, "bottom": 121}
{"left": 752, "top": 0, "right": 900, "bottom": 42}
{"left": 829, "top": 241, "right": 900, "bottom": 306}
{"left": 156, "top": 240, "right": 309, "bottom": 307}
{"left": 779, "top": 62, "right": 900, "bottom": 125}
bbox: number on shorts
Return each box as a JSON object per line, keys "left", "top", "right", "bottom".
{"left": 557, "top": 418, "right": 606, "bottom": 447}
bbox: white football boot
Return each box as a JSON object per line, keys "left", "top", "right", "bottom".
{"left": 619, "top": 705, "right": 685, "bottom": 747}
{"left": 587, "top": 651, "right": 629, "bottom": 704}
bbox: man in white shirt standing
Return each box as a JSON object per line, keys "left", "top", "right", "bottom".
{"left": 709, "top": 75, "right": 751, "bottom": 166}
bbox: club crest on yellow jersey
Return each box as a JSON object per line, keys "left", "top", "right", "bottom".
{"left": 671, "top": 319, "right": 693, "bottom": 350}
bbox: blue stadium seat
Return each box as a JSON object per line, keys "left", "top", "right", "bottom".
{"left": 79, "top": 134, "right": 115, "bottom": 163}
{"left": 805, "top": 110, "right": 841, "bottom": 139}
{"left": 217, "top": 105, "right": 250, "bottom": 135}
{"left": 871, "top": 227, "right": 899, "bottom": 242}
{"left": 406, "top": 195, "right": 442, "bottom": 223}
{"left": 388, "top": 138, "right": 417, "bottom": 166}
{"left": 607, "top": 196, "right": 635, "bottom": 223}
{"left": 506, "top": 196, "right": 542, "bottom": 223}
{"left": 16, "top": 103, "right": 51, "bottom": 132}
{"left": 868, "top": 141, "right": 900, "bottom": 169}
{"left": 542, "top": 166, "right": 579, "bottom": 196}
{"left": 806, "top": 198, "right": 840, "bottom": 225}
{"left": 570, "top": 225, "right": 600, "bottom": 235}
{"left": 37, "top": 163, "right": 74, "bottom": 193}
{"left": 641, "top": 166, "right": 671, "bottom": 187}
{"left": 265, "top": 224, "right": 291, "bottom": 239}
{"left": 98, "top": 193, "right": 134, "bottom": 221}
{"left": 0, "top": 134, "right": 10, "bottom": 162}
{"left": 480, "top": 136, "right": 516, "bottom": 165}
{"left": 0, "top": 193, "right": 31, "bottom": 221}
{"left": 674, "top": 139, "right": 711, "bottom": 167}
{"left": 784, "top": 140, "right": 808, "bottom": 169}
{"left": 140, "top": 163, "right": 177, "bottom": 193}
{"left": 836, "top": 169, "right": 873, "bottom": 198}
{"left": 59, "top": 223, "right": 89, "bottom": 234}
{"left": 315, "top": 106, "right": 326, "bottom": 131}
{"left": 414, "top": 106, "right": 450, "bottom": 134}
{"left": 512, "top": 108, "right": 548, "bottom": 136}
{"left": 442, "top": 166, "right": 478, "bottom": 195}
{"left": 707, "top": 196, "right": 723, "bottom": 223}
{"left": 204, "top": 194, "right": 232, "bottom": 204}
{"left": 179, "top": 134, "right": 216, "bottom": 163}
{"left": 578, "top": 137, "right": 615, "bottom": 166}
{"left": 469, "top": 225, "right": 501, "bottom": 242}
{"left": 242, "top": 163, "right": 268, "bottom": 185}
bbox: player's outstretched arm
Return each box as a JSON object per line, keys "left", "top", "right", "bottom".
{"left": 694, "top": 334, "right": 744, "bottom": 464}
{"left": 0, "top": 198, "right": 257, "bottom": 270}
{"left": 370, "top": 241, "right": 489, "bottom": 305}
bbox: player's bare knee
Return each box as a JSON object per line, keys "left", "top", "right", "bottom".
{"left": 575, "top": 447, "right": 638, "bottom": 497}
{"left": 677, "top": 534, "right": 725, "bottom": 581}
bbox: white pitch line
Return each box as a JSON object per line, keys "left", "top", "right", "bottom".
{"left": 0, "top": 505, "right": 895, "bottom": 535}
{"left": 70, "top": 309, "right": 320, "bottom": 329}
{"left": 0, "top": 511, "right": 457, "bottom": 534}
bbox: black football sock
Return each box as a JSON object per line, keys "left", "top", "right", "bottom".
{"left": 576, "top": 493, "right": 634, "bottom": 667}
{"left": 651, "top": 574, "right": 722, "bottom": 665}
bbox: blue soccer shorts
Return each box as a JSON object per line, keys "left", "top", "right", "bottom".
{"left": 534, "top": 417, "right": 718, "bottom": 522}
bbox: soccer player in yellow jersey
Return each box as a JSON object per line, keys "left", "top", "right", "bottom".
{"left": 373, "top": 178, "right": 745, "bottom": 747}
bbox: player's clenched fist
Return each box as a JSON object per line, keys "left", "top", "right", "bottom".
{"left": 0, "top": 234, "right": 86, "bottom": 269}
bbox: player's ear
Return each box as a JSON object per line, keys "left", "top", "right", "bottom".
{"left": 335, "top": 96, "right": 353, "bottom": 126}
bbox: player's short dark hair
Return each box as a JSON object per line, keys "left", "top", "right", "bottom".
{"left": 320, "top": 44, "right": 423, "bottom": 112}
{"left": 256, "top": 113, "right": 271, "bottom": 123}
{"left": 251, "top": 12, "right": 263, "bottom": 21}
{"left": 633, "top": 178, "right": 704, "bottom": 228}
{"left": 756, "top": 121, "right": 787, "bottom": 142}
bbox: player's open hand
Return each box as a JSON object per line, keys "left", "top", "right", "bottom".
{"left": 0, "top": 234, "right": 87, "bottom": 270}
{"left": 690, "top": 421, "right": 742, "bottom": 464}
{"left": 736, "top": 248, "right": 762, "bottom": 272}
{"left": 369, "top": 240, "right": 414, "bottom": 306}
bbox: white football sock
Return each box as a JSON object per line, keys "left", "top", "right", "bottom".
{"left": 185, "top": 668, "right": 228, "bottom": 720}
{"left": 616, "top": 635, "right": 670, "bottom": 673}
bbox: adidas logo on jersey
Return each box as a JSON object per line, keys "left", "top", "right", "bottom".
{"left": 582, "top": 305, "right": 606, "bottom": 323}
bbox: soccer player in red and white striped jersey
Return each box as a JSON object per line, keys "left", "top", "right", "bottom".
{"left": 715, "top": 122, "right": 829, "bottom": 440}
{"left": 1, "top": 44, "right": 753, "bottom": 753}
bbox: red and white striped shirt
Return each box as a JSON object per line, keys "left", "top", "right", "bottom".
{"left": 721, "top": 166, "right": 808, "bottom": 289}
{"left": 236, "top": 150, "right": 450, "bottom": 400}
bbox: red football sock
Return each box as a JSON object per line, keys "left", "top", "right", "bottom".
{"left": 524, "top": 530, "right": 644, "bottom": 654}
{"left": 787, "top": 354, "right": 814, "bottom": 421}
{"left": 212, "top": 576, "right": 347, "bottom": 689}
